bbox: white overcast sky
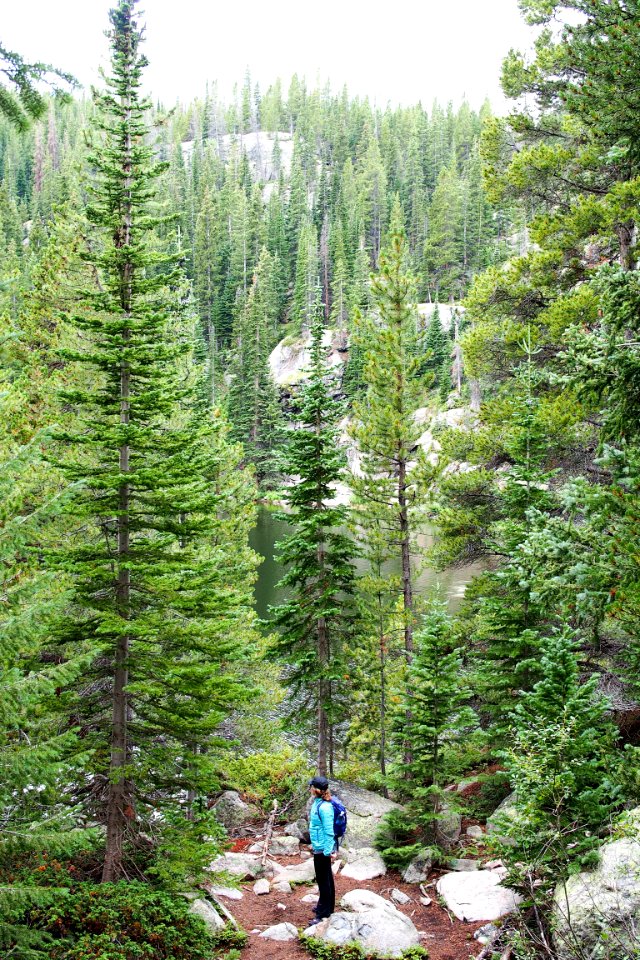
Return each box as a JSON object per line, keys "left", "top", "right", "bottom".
{"left": 3, "top": 0, "right": 537, "bottom": 112}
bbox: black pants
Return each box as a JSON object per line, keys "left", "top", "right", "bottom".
{"left": 313, "top": 853, "right": 335, "bottom": 919}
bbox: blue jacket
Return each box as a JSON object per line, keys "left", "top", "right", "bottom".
{"left": 309, "top": 797, "right": 335, "bottom": 855}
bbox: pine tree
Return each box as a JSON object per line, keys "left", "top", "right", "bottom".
{"left": 502, "top": 628, "right": 620, "bottom": 887}
{"left": 270, "top": 304, "right": 357, "bottom": 776}
{"left": 227, "top": 247, "right": 283, "bottom": 484}
{"left": 52, "top": 0, "right": 259, "bottom": 882}
{"left": 351, "top": 229, "right": 428, "bottom": 663}
{"left": 391, "top": 602, "right": 476, "bottom": 838}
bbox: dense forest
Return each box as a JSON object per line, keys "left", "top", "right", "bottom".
{"left": 1, "top": 1, "right": 639, "bottom": 959}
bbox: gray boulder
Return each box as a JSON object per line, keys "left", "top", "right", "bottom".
{"left": 340, "top": 847, "right": 387, "bottom": 881}
{"left": 259, "top": 921, "right": 298, "bottom": 942}
{"left": 303, "top": 888, "right": 420, "bottom": 958}
{"left": 402, "top": 849, "right": 432, "bottom": 884}
{"left": 271, "top": 856, "right": 316, "bottom": 884}
{"left": 209, "top": 852, "right": 264, "bottom": 879}
{"left": 486, "top": 791, "right": 518, "bottom": 846}
{"left": 285, "top": 818, "right": 311, "bottom": 844}
{"left": 329, "top": 780, "right": 403, "bottom": 850}
{"left": 435, "top": 803, "right": 462, "bottom": 848}
{"left": 248, "top": 835, "right": 300, "bottom": 857}
{"left": 436, "top": 870, "right": 522, "bottom": 922}
{"left": 188, "top": 899, "right": 225, "bottom": 932}
{"left": 211, "top": 790, "right": 252, "bottom": 829}
{"left": 553, "top": 817, "right": 640, "bottom": 960}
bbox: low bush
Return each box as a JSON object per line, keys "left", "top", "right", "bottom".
{"left": 216, "top": 746, "right": 312, "bottom": 812}
{"left": 29, "top": 881, "right": 246, "bottom": 960}
{"left": 300, "top": 937, "right": 429, "bottom": 960}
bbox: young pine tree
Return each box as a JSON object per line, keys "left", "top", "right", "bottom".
{"left": 53, "top": 0, "right": 258, "bottom": 882}
{"left": 391, "top": 601, "right": 476, "bottom": 840}
{"left": 270, "top": 304, "right": 357, "bottom": 776}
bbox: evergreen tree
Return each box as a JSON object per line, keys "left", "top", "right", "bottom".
{"left": 351, "top": 230, "right": 427, "bottom": 663}
{"left": 53, "top": 0, "right": 258, "bottom": 882}
{"left": 270, "top": 305, "right": 357, "bottom": 776}
{"left": 392, "top": 602, "right": 476, "bottom": 838}
{"left": 227, "top": 247, "right": 283, "bottom": 484}
{"left": 502, "top": 629, "right": 620, "bottom": 888}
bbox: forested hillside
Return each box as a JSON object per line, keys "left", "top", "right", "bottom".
{"left": 1, "top": 1, "right": 639, "bottom": 959}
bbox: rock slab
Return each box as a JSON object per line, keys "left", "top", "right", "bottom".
{"left": 211, "top": 790, "right": 251, "bottom": 829}
{"left": 341, "top": 847, "right": 387, "bottom": 881}
{"left": 436, "top": 870, "right": 522, "bottom": 922}
{"left": 209, "top": 852, "right": 264, "bottom": 880}
{"left": 553, "top": 819, "right": 640, "bottom": 960}
{"left": 259, "top": 921, "right": 298, "bottom": 942}
{"left": 329, "top": 780, "right": 403, "bottom": 850}
{"left": 188, "top": 899, "right": 225, "bottom": 932}
{"left": 303, "top": 887, "right": 420, "bottom": 958}
{"left": 402, "top": 850, "right": 432, "bottom": 884}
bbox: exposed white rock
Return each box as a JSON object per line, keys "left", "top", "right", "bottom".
{"left": 435, "top": 804, "right": 462, "bottom": 848}
{"left": 474, "top": 922, "right": 499, "bottom": 945}
{"left": 486, "top": 792, "right": 518, "bottom": 846}
{"left": 211, "top": 790, "right": 252, "bottom": 828}
{"left": 303, "top": 890, "right": 420, "bottom": 958}
{"left": 402, "top": 850, "right": 432, "bottom": 884}
{"left": 391, "top": 888, "right": 411, "bottom": 904}
{"left": 188, "top": 898, "right": 225, "bottom": 932}
{"left": 272, "top": 857, "right": 317, "bottom": 884}
{"left": 341, "top": 847, "right": 387, "bottom": 882}
{"left": 269, "top": 328, "right": 345, "bottom": 389}
{"left": 209, "top": 852, "right": 264, "bottom": 879}
{"left": 273, "top": 880, "right": 292, "bottom": 894}
{"left": 329, "top": 780, "right": 403, "bottom": 850}
{"left": 466, "top": 825, "right": 485, "bottom": 839}
{"left": 259, "top": 921, "right": 298, "bottom": 942}
{"left": 449, "top": 858, "right": 479, "bottom": 872}
{"left": 553, "top": 814, "right": 640, "bottom": 960}
{"left": 249, "top": 835, "right": 300, "bottom": 857}
{"left": 300, "top": 892, "right": 319, "bottom": 904}
{"left": 253, "top": 878, "right": 270, "bottom": 895}
{"left": 436, "top": 870, "right": 522, "bottom": 922}
{"left": 284, "top": 818, "right": 311, "bottom": 844}
{"left": 207, "top": 885, "right": 243, "bottom": 901}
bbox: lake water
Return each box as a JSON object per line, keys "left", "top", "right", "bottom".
{"left": 249, "top": 506, "right": 484, "bottom": 620}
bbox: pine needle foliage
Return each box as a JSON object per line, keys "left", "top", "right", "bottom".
{"left": 270, "top": 304, "right": 357, "bottom": 776}
{"left": 50, "top": 0, "right": 259, "bottom": 882}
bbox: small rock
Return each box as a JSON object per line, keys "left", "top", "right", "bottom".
{"left": 284, "top": 818, "right": 311, "bottom": 844}
{"left": 207, "top": 885, "right": 243, "bottom": 901}
{"left": 420, "top": 896, "right": 432, "bottom": 907}
{"left": 301, "top": 893, "right": 319, "bottom": 904}
{"left": 259, "top": 921, "right": 298, "bottom": 942}
{"left": 474, "top": 922, "right": 499, "bottom": 945}
{"left": 466, "top": 825, "right": 484, "bottom": 839}
{"left": 484, "top": 859, "right": 504, "bottom": 870}
{"left": 391, "top": 888, "right": 411, "bottom": 905}
{"left": 402, "top": 850, "right": 432, "bottom": 884}
{"left": 276, "top": 902, "right": 287, "bottom": 911}
{"left": 187, "top": 899, "right": 225, "bottom": 932}
{"left": 272, "top": 880, "right": 292, "bottom": 894}
{"left": 253, "top": 878, "right": 270, "bottom": 895}
{"left": 249, "top": 835, "right": 300, "bottom": 857}
{"left": 341, "top": 889, "right": 391, "bottom": 911}
{"left": 271, "top": 857, "right": 316, "bottom": 884}
{"left": 435, "top": 804, "right": 462, "bottom": 848}
{"left": 449, "top": 858, "right": 479, "bottom": 871}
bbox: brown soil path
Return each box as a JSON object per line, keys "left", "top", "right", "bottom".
{"left": 222, "top": 848, "right": 487, "bottom": 960}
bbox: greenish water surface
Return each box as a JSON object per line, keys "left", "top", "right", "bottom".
{"left": 249, "top": 506, "right": 483, "bottom": 621}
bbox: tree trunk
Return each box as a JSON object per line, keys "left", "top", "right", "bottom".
{"left": 398, "top": 456, "right": 414, "bottom": 771}
{"left": 379, "top": 627, "right": 389, "bottom": 798}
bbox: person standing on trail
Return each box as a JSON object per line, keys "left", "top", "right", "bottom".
{"left": 308, "top": 775, "right": 336, "bottom": 924}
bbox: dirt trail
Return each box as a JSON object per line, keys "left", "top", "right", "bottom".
{"left": 221, "top": 845, "right": 486, "bottom": 960}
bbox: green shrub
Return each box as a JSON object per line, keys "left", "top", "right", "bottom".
{"left": 30, "top": 881, "right": 246, "bottom": 960}
{"left": 216, "top": 746, "right": 313, "bottom": 812}
{"left": 334, "top": 759, "right": 387, "bottom": 793}
{"left": 300, "top": 937, "right": 429, "bottom": 960}
{"left": 374, "top": 809, "right": 430, "bottom": 871}
{"left": 457, "top": 771, "right": 512, "bottom": 821}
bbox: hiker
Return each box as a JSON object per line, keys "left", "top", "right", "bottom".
{"left": 308, "top": 775, "right": 336, "bottom": 924}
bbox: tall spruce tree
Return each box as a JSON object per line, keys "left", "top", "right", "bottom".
{"left": 350, "top": 229, "right": 427, "bottom": 663}
{"left": 53, "top": 0, "right": 258, "bottom": 882}
{"left": 270, "top": 304, "right": 357, "bottom": 776}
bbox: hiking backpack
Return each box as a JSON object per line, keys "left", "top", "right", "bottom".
{"left": 330, "top": 796, "right": 348, "bottom": 844}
